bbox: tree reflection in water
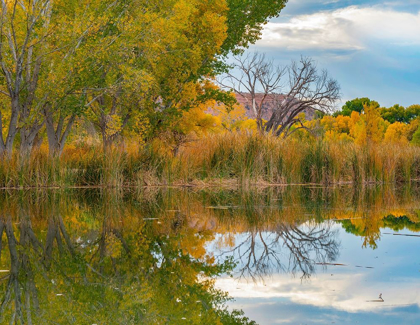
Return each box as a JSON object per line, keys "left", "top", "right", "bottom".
{"left": 217, "top": 222, "right": 340, "bottom": 281}
{"left": 0, "top": 192, "right": 255, "bottom": 324}
{"left": 0, "top": 185, "right": 419, "bottom": 324}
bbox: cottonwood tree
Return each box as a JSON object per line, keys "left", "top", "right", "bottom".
{"left": 41, "top": 0, "right": 128, "bottom": 157}
{"left": 219, "top": 52, "right": 285, "bottom": 131}
{"left": 0, "top": 0, "right": 291, "bottom": 156}
{"left": 81, "top": 0, "right": 151, "bottom": 152}
{"left": 85, "top": 0, "right": 229, "bottom": 151}
{"left": 0, "top": 0, "right": 54, "bottom": 156}
{"left": 265, "top": 57, "right": 340, "bottom": 137}
{"left": 222, "top": 0, "right": 288, "bottom": 55}
{"left": 220, "top": 54, "right": 340, "bottom": 137}
{"left": 0, "top": 0, "right": 122, "bottom": 157}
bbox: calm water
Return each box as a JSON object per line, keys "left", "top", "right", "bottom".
{"left": 0, "top": 186, "right": 419, "bottom": 324}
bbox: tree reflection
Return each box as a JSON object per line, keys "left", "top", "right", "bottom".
{"left": 0, "top": 193, "right": 255, "bottom": 324}
{"left": 1, "top": 185, "right": 420, "bottom": 323}
{"left": 217, "top": 222, "right": 339, "bottom": 281}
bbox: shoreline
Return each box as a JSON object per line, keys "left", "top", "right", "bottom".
{"left": 1, "top": 179, "right": 418, "bottom": 191}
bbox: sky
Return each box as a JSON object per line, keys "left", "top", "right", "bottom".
{"left": 250, "top": 0, "right": 420, "bottom": 108}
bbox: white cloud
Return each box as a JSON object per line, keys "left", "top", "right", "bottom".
{"left": 216, "top": 272, "right": 420, "bottom": 313}
{"left": 257, "top": 6, "right": 420, "bottom": 52}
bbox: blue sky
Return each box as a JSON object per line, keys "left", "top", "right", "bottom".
{"left": 250, "top": 0, "right": 420, "bottom": 108}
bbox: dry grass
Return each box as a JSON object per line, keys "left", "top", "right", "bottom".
{"left": 1, "top": 132, "right": 420, "bottom": 188}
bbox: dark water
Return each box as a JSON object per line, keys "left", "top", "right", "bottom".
{"left": 0, "top": 186, "right": 419, "bottom": 324}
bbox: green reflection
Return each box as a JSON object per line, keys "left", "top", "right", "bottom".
{"left": 0, "top": 191, "right": 255, "bottom": 325}
{"left": 0, "top": 185, "right": 419, "bottom": 324}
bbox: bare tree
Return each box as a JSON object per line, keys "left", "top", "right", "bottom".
{"left": 218, "top": 52, "right": 285, "bottom": 131}
{"left": 219, "top": 54, "right": 340, "bottom": 137}
{"left": 265, "top": 57, "right": 340, "bottom": 137}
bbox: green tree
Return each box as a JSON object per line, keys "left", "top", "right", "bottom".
{"left": 333, "top": 97, "right": 379, "bottom": 117}
{"left": 406, "top": 104, "right": 420, "bottom": 122}
{"left": 380, "top": 104, "right": 420, "bottom": 124}
{"left": 0, "top": 0, "right": 128, "bottom": 156}
{"left": 222, "top": 0, "right": 288, "bottom": 55}
{"left": 380, "top": 104, "right": 407, "bottom": 123}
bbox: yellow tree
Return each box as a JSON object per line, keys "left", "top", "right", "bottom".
{"left": 42, "top": 0, "right": 129, "bottom": 156}
{"left": 0, "top": 0, "right": 58, "bottom": 155}
{"left": 0, "top": 0, "right": 128, "bottom": 156}
{"left": 213, "top": 102, "right": 252, "bottom": 131}
{"left": 364, "top": 103, "right": 388, "bottom": 143}
{"left": 351, "top": 104, "right": 388, "bottom": 145}
{"left": 384, "top": 122, "right": 409, "bottom": 144}
{"left": 85, "top": 0, "right": 229, "bottom": 151}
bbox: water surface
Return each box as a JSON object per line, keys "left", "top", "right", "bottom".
{"left": 0, "top": 186, "right": 419, "bottom": 324}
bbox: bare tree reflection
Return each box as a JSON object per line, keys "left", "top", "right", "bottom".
{"left": 218, "top": 221, "right": 340, "bottom": 281}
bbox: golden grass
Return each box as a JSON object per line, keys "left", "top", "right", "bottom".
{"left": 1, "top": 132, "right": 420, "bottom": 188}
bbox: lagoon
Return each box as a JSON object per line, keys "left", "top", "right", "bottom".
{"left": 0, "top": 186, "right": 419, "bottom": 324}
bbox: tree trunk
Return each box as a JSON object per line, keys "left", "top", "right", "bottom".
{"left": 31, "top": 133, "right": 44, "bottom": 154}
{"left": 102, "top": 131, "right": 112, "bottom": 153}
{"left": 20, "top": 129, "right": 38, "bottom": 158}
{"left": 1, "top": 98, "right": 21, "bottom": 157}
{"left": 44, "top": 107, "right": 75, "bottom": 157}
{"left": 0, "top": 142, "right": 5, "bottom": 158}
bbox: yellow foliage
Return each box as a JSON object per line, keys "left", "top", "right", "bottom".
{"left": 317, "top": 107, "right": 414, "bottom": 146}
{"left": 349, "top": 111, "right": 361, "bottom": 138}
{"left": 407, "top": 118, "right": 420, "bottom": 140}
{"left": 335, "top": 115, "right": 352, "bottom": 133}
{"left": 321, "top": 114, "right": 352, "bottom": 140}
{"left": 320, "top": 115, "right": 336, "bottom": 132}
{"left": 353, "top": 120, "right": 367, "bottom": 145}
{"left": 178, "top": 102, "right": 218, "bottom": 137}
{"left": 240, "top": 118, "right": 258, "bottom": 130}
{"left": 325, "top": 130, "right": 353, "bottom": 143}
{"left": 213, "top": 103, "right": 250, "bottom": 131}
{"left": 384, "top": 122, "right": 409, "bottom": 144}
{"left": 364, "top": 103, "right": 388, "bottom": 144}
{"left": 105, "top": 115, "right": 123, "bottom": 137}
{"left": 348, "top": 104, "right": 388, "bottom": 145}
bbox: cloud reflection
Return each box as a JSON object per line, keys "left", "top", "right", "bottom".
{"left": 212, "top": 224, "right": 420, "bottom": 323}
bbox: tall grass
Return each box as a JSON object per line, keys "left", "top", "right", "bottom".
{"left": 1, "top": 132, "right": 420, "bottom": 188}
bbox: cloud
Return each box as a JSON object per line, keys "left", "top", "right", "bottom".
{"left": 216, "top": 272, "right": 420, "bottom": 314}
{"left": 257, "top": 6, "right": 420, "bottom": 53}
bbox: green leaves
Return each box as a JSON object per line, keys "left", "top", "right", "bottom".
{"left": 334, "top": 98, "right": 380, "bottom": 117}
{"left": 222, "top": 0, "right": 288, "bottom": 54}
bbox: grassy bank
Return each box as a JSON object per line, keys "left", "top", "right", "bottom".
{"left": 1, "top": 132, "right": 420, "bottom": 188}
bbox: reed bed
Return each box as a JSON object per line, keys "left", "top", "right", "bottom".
{"left": 1, "top": 132, "right": 420, "bottom": 188}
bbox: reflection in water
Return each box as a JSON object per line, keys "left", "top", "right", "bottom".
{"left": 0, "top": 186, "right": 419, "bottom": 324}
{"left": 0, "top": 192, "right": 254, "bottom": 324}
{"left": 215, "top": 222, "right": 339, "bottom": 280}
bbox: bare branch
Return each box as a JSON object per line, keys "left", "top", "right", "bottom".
{"left": 265, "top": 57, "right": 340, "bottom": 137}
{"left": 218, "top": 52, "right": 285, "bottom": 131}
